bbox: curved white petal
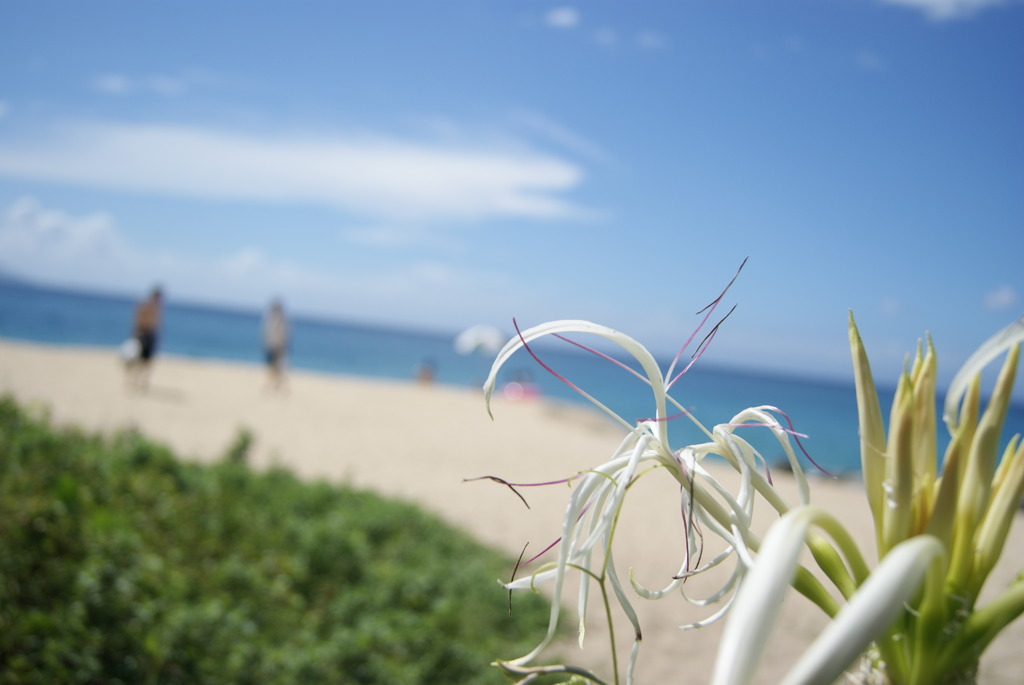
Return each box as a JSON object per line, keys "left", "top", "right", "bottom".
{"left": 482, "top": 319, "right": 670, "bottom": 438}
{"left": 713, "top": 504, "right": 943, "bottom": 685}
{"left": 944, "top": 317, "right": 1024, "bottom": 431}
{"left": 712, "top": 507, "right": 830, "bottom": 685}
{"left": 779, "top": 536, "right": 943, "bottom": 685}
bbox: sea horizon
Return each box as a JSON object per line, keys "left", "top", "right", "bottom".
{"left": 2, "top": 276, "right": 1022, "bottom": 478}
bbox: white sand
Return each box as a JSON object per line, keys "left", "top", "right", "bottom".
{"left": 1, "top": 338, "right": 1022, "bottom": 684}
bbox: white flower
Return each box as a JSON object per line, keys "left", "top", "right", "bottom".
{"left": 482, "top": 318, "right": 821, "bottom": 683}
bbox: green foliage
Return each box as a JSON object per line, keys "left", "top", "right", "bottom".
{"left": 223, "top": 427, "right": 254, "bottom": 465}
{"left": 0, "top": 395, "right": 555, "bottom": 684}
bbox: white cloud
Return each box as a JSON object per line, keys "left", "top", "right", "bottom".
{"left": 91, "top": 70, "right": 217, "bottom": 97}
{"left": 222, "top": 247, "right": 268, "bottom": 278}
{"left": 0, "top": 197, "right": 530, "bottom": 331}
{"left": 545, "top": 7, "right": 580, "bottom": 29}
{"left": 983, "top": 285, "right": 1017, "bottom": 310}
{"left": 214, "top": 248, "right": 345, "bottom": 302}
{"left": 0, "top": 196, "right": 342, "bottom": 313}
{"left": 0, "top": 121, "right": 590, "bottom": 223}
{"left": 510, "top": 110, "right": 610, "bottom": 164}
{"left": 2, "top": 197, "right": 191, "bottom": 291}
{"left": 342, "top": 225, "right": 408, "bottom": 247}
{"left": 0, "top": 196, "right": 126, "bottom": 260}
{"left": 875, "top": 0, "right": 1015, "bottom": 20}
{"left": 340, "top": 221, "right": 469, "bottom": 251}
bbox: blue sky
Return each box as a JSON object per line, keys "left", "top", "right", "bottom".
{"left": 0, "top": 0, "right": 1022, "bottom": 392}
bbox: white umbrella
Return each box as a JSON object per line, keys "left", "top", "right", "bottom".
{"left": 454, "top": 324, "right": 507, "bottom": 356}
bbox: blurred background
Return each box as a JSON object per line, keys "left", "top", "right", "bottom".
{"left": 1, "top": 0, "right": 1021, "bottom": 394}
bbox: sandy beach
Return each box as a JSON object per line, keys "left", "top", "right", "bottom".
{"left": 2, "top": 337, "right": 1022, "bottom": 684}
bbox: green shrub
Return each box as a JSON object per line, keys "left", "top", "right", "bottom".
{"left": 0, "top": 395, "right": 557, "bottom": 684}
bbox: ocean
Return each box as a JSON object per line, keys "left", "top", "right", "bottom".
{"left": 1, "top": 279, "right": 1021, "bottom": 478}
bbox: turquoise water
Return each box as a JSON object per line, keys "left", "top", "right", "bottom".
{"left": 2, "top": 279, "right": 1021, "bottom": 478}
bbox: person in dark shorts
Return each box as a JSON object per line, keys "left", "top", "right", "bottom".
{"left": 262, "top": 298, "right": 289, "bottom": 391}
{"left": 126, "top": 286, "right": 163, "bottom": 390}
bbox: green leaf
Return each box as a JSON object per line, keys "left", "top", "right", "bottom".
{"left": 848, "top": 312, "right": 887, "bottom": 553}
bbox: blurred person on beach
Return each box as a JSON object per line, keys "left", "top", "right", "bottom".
{"left": 125, "top": 286, "right": 163, "bottom": 390}
{"left": 262, "top": 298, "right": 289, "bottom": 391}
{"left": 415, "top": 358, "right": 436, "bottom": 384}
